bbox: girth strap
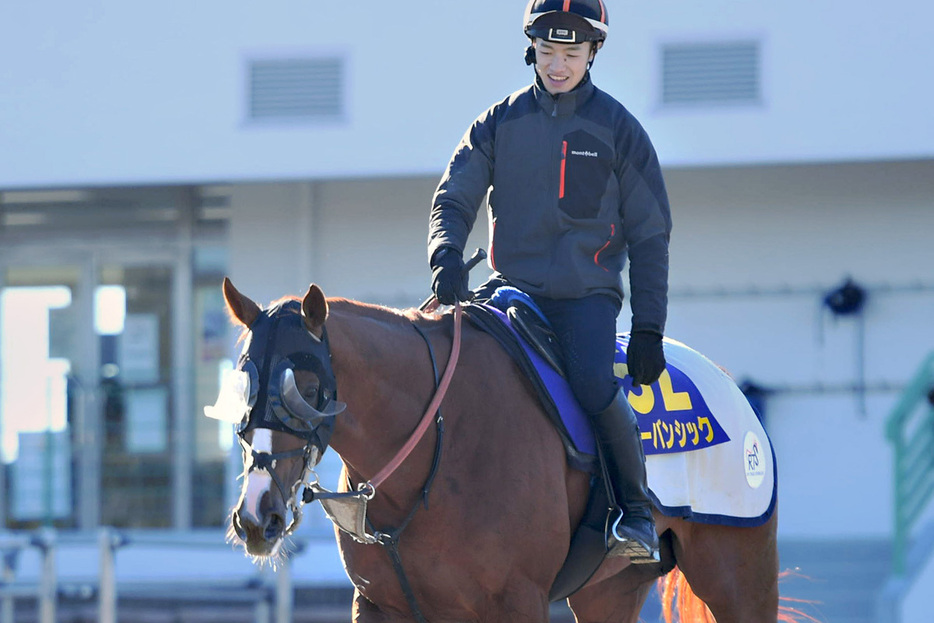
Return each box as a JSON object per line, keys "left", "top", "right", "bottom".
{"left": 376, "top": 531, "right": 428, "bottom": 623}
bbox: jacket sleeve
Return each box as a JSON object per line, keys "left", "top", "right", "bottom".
{"left": 428, "top": 108, "right": 496, "bottom": 263}
{"left": 616, "top": 116, "right": 672, "bottom": 335}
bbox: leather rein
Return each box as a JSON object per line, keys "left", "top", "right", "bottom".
{"left": 370, "top": 301, "right": 462, "bottom": 489}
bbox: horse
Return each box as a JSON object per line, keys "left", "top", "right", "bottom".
{"left": 212, "top": 277, "right": 811, "bottom": 623}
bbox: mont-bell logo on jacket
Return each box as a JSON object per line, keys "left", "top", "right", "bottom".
{"left": 571, "top": 149, "right": 599, "bottom": 158}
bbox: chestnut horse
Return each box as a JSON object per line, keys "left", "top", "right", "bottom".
{"left": 215, "top": 278, "right": 806, "bottom": 623}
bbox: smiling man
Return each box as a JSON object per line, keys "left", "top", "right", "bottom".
{"left": 427, "top": 0, "right": 672, "bottom": 562}
{"left": 532, "top": 37, "right": 594, "bottom": 94}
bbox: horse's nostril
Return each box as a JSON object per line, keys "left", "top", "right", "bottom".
{"left": 265, "top": 513, "right": 284, "bottom": 541}
{"left": 233, "top": 513, "right": 247, "bottom": 540}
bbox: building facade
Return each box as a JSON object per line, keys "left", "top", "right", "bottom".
{"left": 1, "top": 0, "right": 932, "bottom": 548}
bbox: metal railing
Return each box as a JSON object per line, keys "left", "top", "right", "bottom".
{"left": 0, "top": 528, "right": 298, "bottom": 623}
{"left": 0, "top": 530, "right": 56, "bottom": 623}
{"left": 886, "top": 351, "right": 934, "bottom": 575}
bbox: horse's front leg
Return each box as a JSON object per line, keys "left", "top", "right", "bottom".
{"left": 567, "top": 561, "right": 659, "bottom": 623}
{"left": 350, "top": 585, "right": 553, "bottom": 623}
{"left": 351, "top": 590, "right": 409, "bottom": 623}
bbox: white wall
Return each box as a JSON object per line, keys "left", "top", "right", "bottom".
{"left": 225, "top": 176, "right": 491, "bottom": 308}
{"left": 227, "top": 182, "right": 317, "bottom": 306}
{"left": 2, "top": 1, "right": 933, "bottom": 187}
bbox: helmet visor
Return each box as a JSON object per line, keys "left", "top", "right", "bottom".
{"left": 526, "top": 10, "right": 607, "bottom": 43}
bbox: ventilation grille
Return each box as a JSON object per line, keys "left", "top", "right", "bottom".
{"left": 662, "top": 41, "right": 760, "bottom": 106}
{"left": 249, "top": 58, "right": 344, "bottom": 121}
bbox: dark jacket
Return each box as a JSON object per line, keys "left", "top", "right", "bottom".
{"left": 428, "top": 75, "right": 672, "bottom": 334}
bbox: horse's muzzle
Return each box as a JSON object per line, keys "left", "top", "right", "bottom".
{"left": 234, "top": 494, "right": 286, "bottom": 556}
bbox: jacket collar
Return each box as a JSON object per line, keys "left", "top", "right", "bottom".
{"left": 533, "top": 73, "right": 595, "bottom": 117}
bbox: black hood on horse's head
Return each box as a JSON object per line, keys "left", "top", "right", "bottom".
{"left": 239, "top": 299, "right": 338, "bottom": 451}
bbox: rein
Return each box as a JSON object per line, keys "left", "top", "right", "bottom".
{"left": 369, "top": 301, "right": 463, "bottom": 489}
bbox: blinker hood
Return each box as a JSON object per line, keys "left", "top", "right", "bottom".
{"left": 238, "top": 299, "right": 343, "bottom": 453}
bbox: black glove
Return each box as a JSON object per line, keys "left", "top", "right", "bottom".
{"left": 430, "top": 248, "right": 470, "bottom": 305}
{"left": 627, "top": 330, "right": 666, "bottom": 386}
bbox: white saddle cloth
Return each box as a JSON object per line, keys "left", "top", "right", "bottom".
{"left": 617, "top": 336, "right": 777, "bottom": 526}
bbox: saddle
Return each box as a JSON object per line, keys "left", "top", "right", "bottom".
{"left": 495, "top": 288, "right": 567, "bottom": 377}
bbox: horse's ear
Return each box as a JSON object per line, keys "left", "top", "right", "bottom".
{"left": 301, "top": 284, "right": 328, "bottom": 338}
{"left": 223, "top": 277, "right": 261, "bottom": 328}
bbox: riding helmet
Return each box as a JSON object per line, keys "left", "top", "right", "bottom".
{"left": 523, "top": 0, "right": 610, "bottom": 44}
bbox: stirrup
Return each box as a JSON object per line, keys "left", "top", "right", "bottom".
{"left": 608, "top": 511, "right": 660, "bottom": 564}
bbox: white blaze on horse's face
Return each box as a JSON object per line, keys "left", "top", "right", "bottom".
{"left": 240, "top": 429, "right": 274, "bottom": 526}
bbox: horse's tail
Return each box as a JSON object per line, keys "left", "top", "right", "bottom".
{"left": 658, "top": 568, "right": 823, "bottom": 622}
{"left": 658, "top": 568, "right": 715, "bottom": 623}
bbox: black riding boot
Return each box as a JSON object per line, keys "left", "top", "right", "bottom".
{"left": 591, "top": 390, "right": 660, "bottom": 563}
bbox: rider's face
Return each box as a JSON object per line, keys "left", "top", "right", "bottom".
{"left": 534, "top": 39, "right": 595, "bottom": 95}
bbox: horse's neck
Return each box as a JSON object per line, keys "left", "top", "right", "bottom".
{"left": 325, "top": 301, "right": 444, "bottom": 484}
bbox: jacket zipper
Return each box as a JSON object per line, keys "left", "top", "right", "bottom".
{"left": 559, "top": 141, "right": 567, "bottom": 199}
{"left": 593, "top": 224, "right": 615, "bottom": 272}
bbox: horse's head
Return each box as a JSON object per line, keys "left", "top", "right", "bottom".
{"left": 205, "top": 278, "right": 346, "bottom": 560}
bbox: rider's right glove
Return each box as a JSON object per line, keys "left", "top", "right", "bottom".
{"left": 430, "top": 247, "right": 470, "bottom": 305}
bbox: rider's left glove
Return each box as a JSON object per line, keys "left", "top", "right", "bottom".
{"left": 627, "top": 330, "right": 666, "bottom": 386}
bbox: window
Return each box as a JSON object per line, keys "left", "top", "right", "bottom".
{"left": 661, "top": 41, "right": 761, "bottom": 106}
{"left": 248, "top": 57, "right": 345, "bottom": 121}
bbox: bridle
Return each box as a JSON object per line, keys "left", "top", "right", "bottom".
{"left": 228, "top": 299, "right": 344, "bottom": 535}
{"left": 234, "top": 300, "right": 464, "bottom": 539}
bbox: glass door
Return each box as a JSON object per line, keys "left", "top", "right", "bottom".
{"left": 96, "top": 263, "right": 175, "bottom": 528}
{"left": 0, "top": 258, "right": 182, "bottom": 529}
{"left": 0, "top": 263, "right": 91, "bottom": 529}
{"left": 1, "top": 187, "right": 236, "bottom": 531}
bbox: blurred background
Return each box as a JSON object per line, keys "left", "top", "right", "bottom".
{"left": 1, "top": 1, "right": 932, "bottom": 621}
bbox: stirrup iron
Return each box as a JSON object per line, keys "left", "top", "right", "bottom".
{"left": 608, "top": 510, "right": 660, "bottom": 564}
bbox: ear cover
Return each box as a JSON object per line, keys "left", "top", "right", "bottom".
{"left": 525, "top": 45, "right": 536, "bottom": 66}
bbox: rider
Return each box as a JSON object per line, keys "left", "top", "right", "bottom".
{"left": 427, "top": 0, "right": 671, "bottom": 561}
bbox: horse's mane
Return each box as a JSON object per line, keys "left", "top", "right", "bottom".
{"left": 227, "top": 293, "right": 445, "bottom": 345}
{"left": 326, "top": 297, "right": 438, "bottom": 328}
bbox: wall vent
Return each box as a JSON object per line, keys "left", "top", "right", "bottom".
{"left": 661, "top": 41, "right": 760, "bottom": 106}
{"left": 248, "top": 57, "right": 344, "bottom": 121}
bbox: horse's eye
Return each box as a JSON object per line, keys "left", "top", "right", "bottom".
{"left": 305, "top": 384, "right": 320, "bottom": 402}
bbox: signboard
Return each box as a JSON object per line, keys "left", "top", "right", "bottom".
{"left": 48, "top": 303, "right": 77, "bottom": 361}
{"left": 119, "top": 314, "right": 160, "bottom": 383}
{"left": 125, "top": 387, "right": 168, "bottom": 453}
